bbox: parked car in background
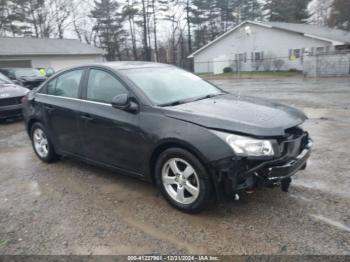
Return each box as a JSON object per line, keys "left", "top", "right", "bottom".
{"left": 0, "top": 68, "right": 46, "bottom": 89}
{"left": 0, "top": 72, "right": 29, "bottom": 120}
{"left": 22, "top": 62, "right": 312, "bottom": 213}
{"left": 36, "top": 67, "right": 56, "bottom": 78}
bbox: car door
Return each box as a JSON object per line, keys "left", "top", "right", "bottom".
{"left": 79, "top": 68, "right": 145, "bottom": 174}
{"left": 40, "top": 69, "right": 85, "bottom": 156}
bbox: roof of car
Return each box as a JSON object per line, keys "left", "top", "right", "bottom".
{"left": 103, "top": 61, "right": 173, "bottom": 70}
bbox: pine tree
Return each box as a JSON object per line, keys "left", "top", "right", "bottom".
{"left": 264, "top": 0, "right": 311, "bottom": 23}
{"left": 191, "top": 0, "right": 220, "bottom": 49}
{"left": 239, "top": 0, "right": 262, "bottom": 22}
{"left": 328, "top": 0, "right": 350, "bottom": 31}
{"left": 91, "top": 0, "right": 126, "bottom": 61}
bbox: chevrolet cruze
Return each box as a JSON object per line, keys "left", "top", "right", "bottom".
{"left": 23, "top": 62, "right": 312, "bottom": 213}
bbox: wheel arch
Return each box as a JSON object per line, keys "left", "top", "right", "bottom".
{"left": 149, "top": 139, "right": 210, "bottom": 185}
{"left": 27, "top": 118, "right": 40, "bottom": 136}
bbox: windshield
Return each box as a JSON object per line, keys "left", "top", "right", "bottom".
{"left": 15, "top": 68, "right": 41, "bottom": 77}
{"left": 0, "top": 73, "right": 13, "bottom": 85}
{"left": 122, "top": 67, "right": 223, "bottom": 106}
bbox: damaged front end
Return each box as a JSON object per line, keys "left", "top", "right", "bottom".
{"left": 210, "top": 126, "right": 313, "bottom": 200}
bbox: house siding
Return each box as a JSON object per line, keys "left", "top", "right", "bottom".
{"left": 0, "top": 54, "right": 104, "bottom": 71}
{"left": 193, "top": 23, "right": 331, "bottom": 73}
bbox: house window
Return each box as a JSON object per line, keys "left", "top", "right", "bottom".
{"left": 251, "top": 51, "right": 264, "bottom": 61}
{"left": 289, "top": 49, "right": 301, "bottom": 60}
{"left": 316, "top": 47, "right": 325, "bottom": 54}
{"left": 237, "top": 53, "right": 247, "bottom": 63}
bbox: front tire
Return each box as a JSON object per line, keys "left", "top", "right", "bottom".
{"left": 155, "top": 148, "right": 212, "bottom": 213}
{"left": 30, "top": 122, "right": 58, "bottom": 163}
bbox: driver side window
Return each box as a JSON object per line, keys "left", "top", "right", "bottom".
{"left": 87, "top": 69, "right": 128, "bottom": 104}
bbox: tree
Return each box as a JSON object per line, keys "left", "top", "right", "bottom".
{"left": 91, "top": 0, "right": 126, "bottom": 61}
{"left": 328, "top": 0, "right": 350, "bottom": 31}
{"left": 140, "top": 0, "right": 151, "bottom": 60}
{"left": 185, "top": 0, "right": 193, "bottom": 53}
{"left": 308, "top": 0, "right": 332, "bottom": 26}
{"left": 50, "top": 0, "right": 71, "bottom": 38}
{"left": 16, "top": 0, "right": 53, "bottom": 37}
{"left": 149, "top": 0, "right": 169, "bottom": 61}
{"left": 239, "top": 0, "right": 262, "bottom": 22}
{"left": 0, "top": 0, "right": 28, "bottom": 36}
{"left": 122, "top": 0, "right": 139, "bottom": 60}
{"left": 264, "top": 0, "right": 311, "bottom": 23}
{"left": 71, "top": 0, "right": 98, "bottom": 45}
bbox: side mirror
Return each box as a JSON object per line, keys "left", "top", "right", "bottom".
{"left": 111, "top": 94, "right": 139, "bottom": 113}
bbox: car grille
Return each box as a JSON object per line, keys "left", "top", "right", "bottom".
{"left": 280, "top": 127, "right": 308, "bottom": 158}
{"left": 0, "top": 96, "right": 23, "bottom": 106}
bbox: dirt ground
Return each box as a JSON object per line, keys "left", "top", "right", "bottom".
{"left": 0, "top": 77, "right": 349, "bottom": 255}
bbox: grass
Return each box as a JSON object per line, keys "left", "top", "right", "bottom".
{"left": 197, "top": 71, "right": 303, "bottom": 80}
{"left": 0, "top": 239, "right": 9, "bottom": 248}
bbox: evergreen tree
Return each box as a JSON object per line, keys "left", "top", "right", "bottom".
{"left": 264, "top": 0, "right": 311, "bottom": 23}
{"left": 91, "top": 0, "right": 126, "bottom": 61}
{"left": 239, "top": 0, "right": 262, "bottom": 22}
{"left": 190, "top": 0, "right": 262, "bottom": 50}
{"left": 328, "top": 0, "right": 350, "bottom": 31}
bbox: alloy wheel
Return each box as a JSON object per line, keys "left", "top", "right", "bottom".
{"left": 33, "top": 128, "right": 49, "bottom": 158}
{"left": 161, "top": 158, "right": 200, "bottom": 205}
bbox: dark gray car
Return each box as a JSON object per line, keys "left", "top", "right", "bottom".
{"left": 0, "top": 68, "right": 46, "bottom": 89}
{"left": 23, "top": 62, "right": 312, "bottom": 213}
{"left": 0, "top": 72, "right": 29, "bottom": 120}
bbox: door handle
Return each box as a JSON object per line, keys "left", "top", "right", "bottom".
{"left": 80, "top": 114, "right": 94, "bottom": 121}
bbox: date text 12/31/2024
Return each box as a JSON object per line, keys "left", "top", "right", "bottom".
{"left": 127, "top": 255, "right": 220, "bottom": 261}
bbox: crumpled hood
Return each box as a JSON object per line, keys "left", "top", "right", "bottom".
{"left": 0, "top": 84, "right": 29, "bottom": 98}
{"left": 163, "top": 94, "right": 307, "bottom": 137}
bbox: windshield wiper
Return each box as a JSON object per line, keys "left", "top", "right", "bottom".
{"left": 159, "top": 98, "right": 193, "bottom": 107}
{"left": 160, "top": 93, "right": 225, "bottom": 107}
{"left": 192, "top": 93, "right": 224, "bottom": 102}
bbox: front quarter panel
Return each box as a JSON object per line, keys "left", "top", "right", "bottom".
{"left": 139, "top": 107, "right": 234, "bottom": 174}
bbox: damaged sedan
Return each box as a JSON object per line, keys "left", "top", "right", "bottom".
{"left": 0, "top": 72, "right": 29, "bottom": 120}
{"left": 22, "top": 62, "right": 312, "bottom": 213}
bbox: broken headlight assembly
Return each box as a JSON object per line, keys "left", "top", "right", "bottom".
{"left": 212, "top": 131, "right": 275, "bottom": 157}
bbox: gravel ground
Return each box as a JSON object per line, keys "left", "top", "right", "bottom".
{"left": 0, "top": 77, "right": 349, "bottom": 255}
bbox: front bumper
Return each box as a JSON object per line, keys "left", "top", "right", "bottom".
{"left": 0, "top": 104, "right": 23, "bottom": 119}
{"left": 266, "top": 140, "right": 312, "bottom": 181}
{"left": 211, "top": 134, "right": 312, "bottom": 198}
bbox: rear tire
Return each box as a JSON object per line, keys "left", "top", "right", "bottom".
{"left": 30, "top": 122, "right": 58, "bottom": 163}
{"left": 155, "top": 148, "right": 212, "bottom": 213}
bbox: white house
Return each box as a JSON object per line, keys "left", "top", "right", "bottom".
{"left": 188, "top": 21, "right": 350, "bottom": 75}
{"left": 0, "top": 37, "right": 105, "bottom": 71}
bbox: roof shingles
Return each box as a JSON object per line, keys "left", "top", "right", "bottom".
{"left": 0, "top": 37, "right": 105, "bottom": 56}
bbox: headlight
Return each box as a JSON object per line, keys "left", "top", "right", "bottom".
{"left": 212, "top": 131, "right": 275, "bottom": 157}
